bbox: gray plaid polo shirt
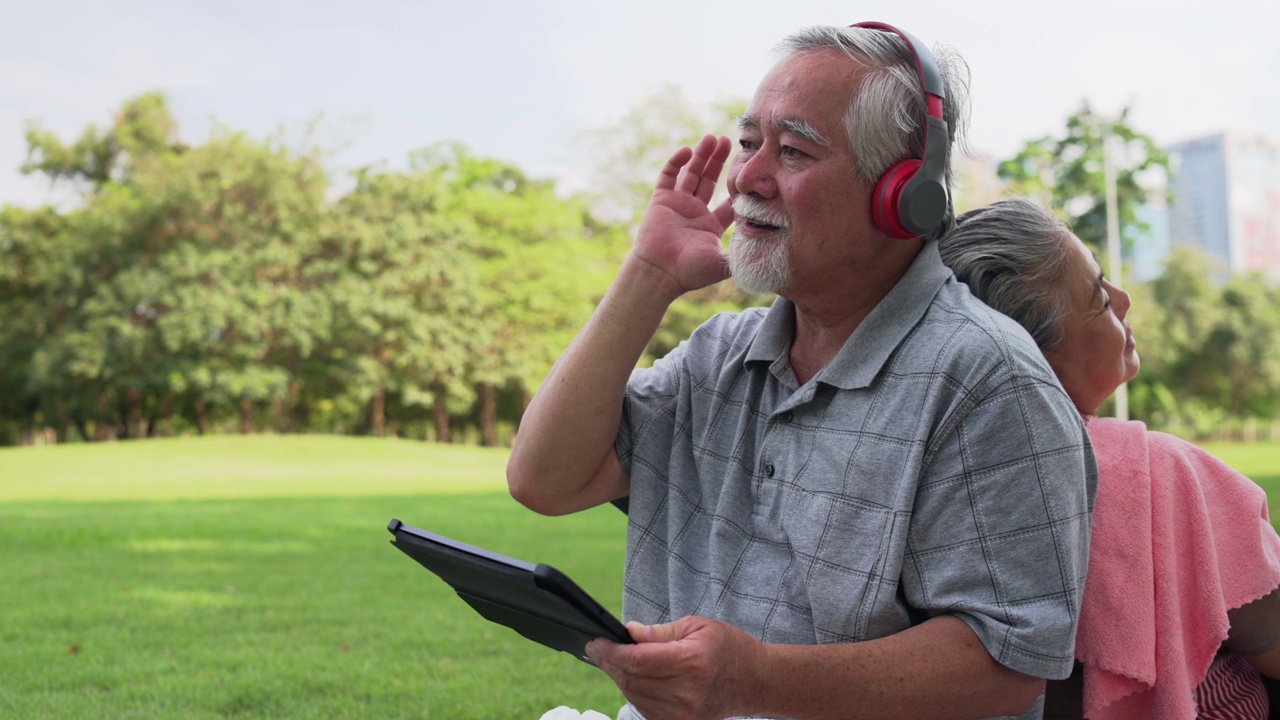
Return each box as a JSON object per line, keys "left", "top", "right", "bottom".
{"left": 616, "top": 242, "right": 1096, "bottom": 702}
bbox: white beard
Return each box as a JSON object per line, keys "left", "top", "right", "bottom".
{"left": 728, "top": 196, "right": 791, "bottom": 295}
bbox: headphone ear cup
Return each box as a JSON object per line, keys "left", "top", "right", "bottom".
{"left": 871, "top": 158, "right": 922, "bottom": 240}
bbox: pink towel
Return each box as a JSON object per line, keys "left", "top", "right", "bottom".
{"left": 1077, "top": 418, "right": 1280, "bottom": 719}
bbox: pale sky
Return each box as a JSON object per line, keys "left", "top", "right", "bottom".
{"left": 3, "top": 0, "right": 1277, "bottom": 207}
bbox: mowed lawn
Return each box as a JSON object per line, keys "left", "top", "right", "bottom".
{"left": 2, "top": 436, "right": 1278, "bottom": 720}
{"left": 0, "top": 436, "right": 629, "bottom": 720}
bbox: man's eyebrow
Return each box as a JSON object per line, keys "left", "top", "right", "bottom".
{"left": 734, "top": 115, "right": 830, "bottom": 147}
{"left": 777, "top": 117, "right": 830, "bottom": 147}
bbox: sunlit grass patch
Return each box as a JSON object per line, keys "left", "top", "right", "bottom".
{"left": 0, "top": 434, "right": 510, "bottom": 502}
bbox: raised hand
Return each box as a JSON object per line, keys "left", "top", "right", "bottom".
{"left": 587, "top": 616, "right": 765, "bottom": 720}
{"left": 630, "top": 134, "right": 736, "bottom": 302}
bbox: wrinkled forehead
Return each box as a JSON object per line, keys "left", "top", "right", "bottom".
{"left": 753, "top": 49, "right": 866, "bottom": 98}
{"left": 743, "top": 51, "right": 864, "bottom": 140}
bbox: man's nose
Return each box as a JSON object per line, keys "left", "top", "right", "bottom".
{"left": 732, "top": 150, "right": 777, "bottom": 199}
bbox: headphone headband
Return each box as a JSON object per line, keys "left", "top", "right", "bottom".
{"left": 850, "top": 21, "right": 950, "bottom": 239}
{"left": 851, "top": 22, "right": 945, "bottom": 105}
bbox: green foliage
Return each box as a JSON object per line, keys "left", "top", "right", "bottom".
{"left": 1, "top": 95, "right": 625, "bottom": 446}
{"left": 408, "top": 142, "right": 625, "bottom": 440}
{"left": 12, "top": 90, "right": 1277, "bottom": 446}
{"left": 997, "top": 101, "right": 1169, "bottom": 264}
{"left": 22, "top": 92, "right": 183, "bottom": 191}
{"left": 1124, "top": 247, "right": 1280, "bottom": 433}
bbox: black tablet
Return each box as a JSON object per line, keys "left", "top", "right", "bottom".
{"left": 387, "top": 518, "right": 632, "bottom": 665}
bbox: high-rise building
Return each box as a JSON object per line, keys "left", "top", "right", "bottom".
{"left": 1165, "top": 131, "right": 1280, "bottom": 281}
{"left": 1128, "top": 198, "right": 1171, "bottom": 284}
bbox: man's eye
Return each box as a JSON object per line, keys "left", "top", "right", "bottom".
{"left": 781, "top": 146, "right": 805, "bottom": 158}
{"left": 738, "top": 139, "right": 758, "bottom": 151}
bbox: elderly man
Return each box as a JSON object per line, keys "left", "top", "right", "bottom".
{"left": 508, "top": 24, "right": 1095, "bottom": 720}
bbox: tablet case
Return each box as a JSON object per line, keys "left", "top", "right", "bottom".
{"left": 387, "top": 518, "right": 632, "bottom": 665}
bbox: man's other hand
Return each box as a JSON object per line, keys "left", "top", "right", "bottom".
{"left": 587, "top": 615, "right": 765, "bottom": 720}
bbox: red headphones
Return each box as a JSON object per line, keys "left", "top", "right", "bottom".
{"left": 851, "top": 22, "right": 950, "bottom": 240}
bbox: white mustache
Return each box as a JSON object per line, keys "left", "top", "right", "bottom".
{"left": 733, "top": 196, "right": 790, "bottom": 230}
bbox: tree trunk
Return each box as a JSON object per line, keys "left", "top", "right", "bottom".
{"left": 96, "top": 391, "right": 117, "bottom": 441}
{"left": 433, "top": 382, "right": 451, "bottom": 444}
{"left": 123, "top": 387, "right": 143, "bottom": 439}
{"left": 371, "top": 384, "right": 386, "bottom": 436}
{"left": 512, "top": 387, "right": 533, "bottom": 441}
{"left": 74, "top": 417, "right": 90, "bottom": 443}
{"left": 194, "top": 399, "right": 209, "bottom": 435}
{"left": 478, "top": 383, "right": 498, "bottom": 447}
{"left": 156, "top": 394, "right": 173, "bottom": 437}
{"left": 240, "top": 398, "right": 254, "bottom": 434}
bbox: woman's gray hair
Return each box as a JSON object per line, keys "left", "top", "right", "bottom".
{"left": 938, "top": 198, "right": 1076, "bottom": 354}
{"left": 775, "top": 26, "right": 972, "bottom": 237}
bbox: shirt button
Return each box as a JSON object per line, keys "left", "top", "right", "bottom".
{"left": 779, "top": 412, "right": 794, "bottom": 424}
{"left": 764, "top": 463, "right": 775, "bottom": 478}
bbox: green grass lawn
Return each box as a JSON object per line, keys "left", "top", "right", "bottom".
{"left": 0, "top": 436, "right": 628, "bottom": 720}
{"left": 2, "top": 435, "right": 1277, "bottom": 720}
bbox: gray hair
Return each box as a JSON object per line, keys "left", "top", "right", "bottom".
{"left": 776, "top": 26, "right": 972, "bottom": 237}
{"left": 938, "top": 199, "right": 1075, "bottom": 354}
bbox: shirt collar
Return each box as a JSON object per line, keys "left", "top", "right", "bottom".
{"left": 745, "top": 295, "right": 800, "bottom": 387}
{"left": 744, "top": 242, "right": 952, "bottom": 390}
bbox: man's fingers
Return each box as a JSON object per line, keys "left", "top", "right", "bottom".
{"left": 658, "top": 135, "right": 731, "bottom": 204}
{"left": 694, "top": 136, "right": 732, "bottom": 203}
{"left": 630, "top": 619, "right": 689, "bottom": 644}
{"left": 655, "top": 146, "right": 695, "bottom": 191}
{"left": 597, "top": 640, "right": 686, "bottom": 681}
{"left": 676, "top": 135, "right": 717, "bottom": 195}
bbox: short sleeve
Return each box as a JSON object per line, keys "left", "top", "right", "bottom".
{"left": 903, "top": 373, "right": 1096, "bottom": 680}
{"left": 615, "top": 342, "right": 686, "bottom": 479}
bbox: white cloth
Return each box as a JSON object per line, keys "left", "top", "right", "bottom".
{"left": 538, "top": 706, "right": 613, "bottom": 720}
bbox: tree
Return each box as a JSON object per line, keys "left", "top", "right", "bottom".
{"left": 136, "top": 127, "right": 332, "bottom": 436}
{"left": 2, "top": 93, "right": 639, "bottom": 446}
{"left": 1206, "top": 271, "right": 1280, "bottom": 418}
{"left": 412, "top": 142, "right": 621, "bottom": 445}
{"left": 998, "top": 101, "right": 1169, "bottom": 270}
{"left": 14, "top": 95, "right": 334, "bottom": 441}
{"left": 1125, "top": 247, "right": 1280, "bottom": 434}
{"left": 324, "top": 165, "right": 479, "bottom": 440}
{"left": 11, "top": 94, "right": 190, "bottom": 441}
{"left": 0, "top": 205, "right": 73, "bottom": 443}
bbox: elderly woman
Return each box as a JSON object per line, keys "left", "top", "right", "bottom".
{"left": 939, "top": 198, "right": 1280, "bottom": 719}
